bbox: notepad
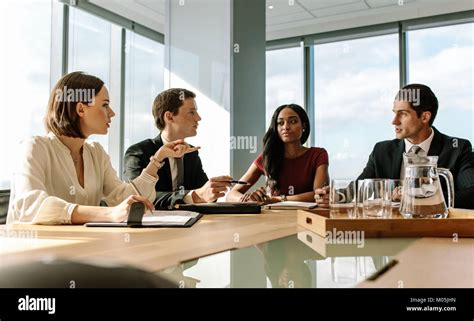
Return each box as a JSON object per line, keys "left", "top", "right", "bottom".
{"left": 85, "top": 203, "right": 202, "bottom": 228}
{"left": 265, "top": 201, "right": 318, "bottom": 210}
{"left": 141, "top": 211, "right": 198, "bottom": 226}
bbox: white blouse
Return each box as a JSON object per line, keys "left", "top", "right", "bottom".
{"left": 7, "top": 133, "right": 158, "bottom": 225}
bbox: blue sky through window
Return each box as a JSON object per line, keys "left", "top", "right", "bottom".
{"left": 313, "top": 34, "right": 399, "bottom": 179}
{"left": 408, "top": 23, "right": 474, "bottom": 143}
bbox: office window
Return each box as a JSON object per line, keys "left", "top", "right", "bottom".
{"left": 408, "top": 23, "right": 474, "bottom": 142}
{"left": 266, "top": 46, "right": 304, "bottom": 127}
{"left": 0, "top": 0, "right": 52, "bottom": 189}
{"left": 166, "top": 0, "right": 231, "bottom": 180}
{"left": 124, "top": 31, "right": 164, "bottom": 150}
{"left": 313, "top": 34, "right": 399, "bottom": 179}
{"left": 68, "top": 7, "right": 112, "bottom": 151}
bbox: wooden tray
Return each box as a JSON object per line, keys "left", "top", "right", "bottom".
{"left": 297, "top": 229, "right": 415, "bottom": 257}
{"left": 297, "top": 208, "right": 474, "bottom": 238}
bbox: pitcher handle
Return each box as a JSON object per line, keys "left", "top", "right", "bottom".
{"left": 438, "top": 168, "right": 455, "bottom": 208}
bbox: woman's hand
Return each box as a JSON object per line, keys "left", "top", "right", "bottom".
{"left": 109, "top": 195, "right": 154, "bottom": 223}
{"left": 314, "top": 186, "right": 330, "bottom": 208}
{"left": 240, "top": 186, "right": 270, "bottom": 203}
{"left": 154, "top": 139, "right": 200, "bottom": 161}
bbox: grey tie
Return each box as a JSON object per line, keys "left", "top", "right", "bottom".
{"left": 409, "top": 145, "right": 422, "bottom": 155}
{"left": 175, "top": 157, "right": 184, "bottom": 191}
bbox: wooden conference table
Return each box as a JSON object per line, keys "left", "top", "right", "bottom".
{"left": 0, "top": 209, "right": 472, "bottom": 288}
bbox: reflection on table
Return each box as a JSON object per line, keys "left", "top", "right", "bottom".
{"left": 158, "top": 233, "right": 415, "bottom": 288}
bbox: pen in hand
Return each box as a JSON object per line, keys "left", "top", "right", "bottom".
{"left": 129, "top": 180, "right": 143, "bottom": 196}
{"left": 129, "top": 180, "right": 153, "bottom": 213}
{"left": 228, "top": 180, "right": 250, "bottom": 185}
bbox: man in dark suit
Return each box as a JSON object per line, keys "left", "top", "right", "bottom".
{"left": 124, "top": 88, "right": 232, "bottom": 209}
{"left": 315, "top": 84, "right": 474, "bottom": 209}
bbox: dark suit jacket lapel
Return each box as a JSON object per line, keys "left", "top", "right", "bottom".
{"left": 183, "top": 153, "right": 191, "bottom": 187}
{"left": 392, "top": 139, "right": 405, "bottom": 179}
{"left": 428, "top": 127, "right": 443, "bottom": 156}
{"left": 152, "top": 134, "right": 173, "bottom": 189}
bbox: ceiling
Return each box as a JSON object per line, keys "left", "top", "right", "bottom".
{"left": 266, "top": 0, "right": 473, "bottom": 40}
{"left": 90, "top": 0, "right": 474, "bottom": 40}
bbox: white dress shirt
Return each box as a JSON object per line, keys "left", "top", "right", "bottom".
{"left": 400, "top": 128, "right": 435, "bottom": 179}
{"left": 7, "top": 133, "right": 158, "bottom": 225}
{"left": 161, "top": 135, "right": 194, "bottom": 203}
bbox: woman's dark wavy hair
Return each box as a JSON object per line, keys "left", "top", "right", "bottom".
{"left": 263, "top": 104, "right": 310, "bottom": 191}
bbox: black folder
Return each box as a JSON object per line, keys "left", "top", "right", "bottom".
{"left": 85, "top": 202, "right": 202, "bottom": 228}
{"left": 174, "top": 202, "right": 261, "bottom": 214}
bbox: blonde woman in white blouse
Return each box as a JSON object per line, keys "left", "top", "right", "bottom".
{"left": 7, "top": 71, "right": 198, "bottom": 225}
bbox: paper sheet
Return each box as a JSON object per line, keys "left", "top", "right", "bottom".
{"left": 141, "top": 210, "right": 200, "bottom": 225}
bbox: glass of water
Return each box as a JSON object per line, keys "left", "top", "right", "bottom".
{"left": 363, "top": 179, "right": 386, "bottom": 218}
{"left": 330, "top": 179, "right": 356, "bottom": 218}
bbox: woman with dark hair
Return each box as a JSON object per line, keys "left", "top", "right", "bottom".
{"left": 7, "top": 71, "right": 197, "bottom": 225}
{"left": 227, "top": 104, "right": 329, "bottom": 203}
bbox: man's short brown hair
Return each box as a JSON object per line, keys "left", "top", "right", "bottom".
{"left": 44, "top": 71, "right": 104, "bottom": 138}
{"left": 395, "top": 83, "right": 438, "bottom": 126}
{"left": 152, "top": 88, "right": 196, "bottom": 130}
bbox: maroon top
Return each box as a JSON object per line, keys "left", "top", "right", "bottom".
{"left": 253, "top": 147, "right": 329, "bottom": 196}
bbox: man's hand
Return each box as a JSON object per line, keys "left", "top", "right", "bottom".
{"left": 314, "top": 185, "right": 330, "bottom": 208}
{"left": 155, "top": 139, "right": 200, "bottom": 161}
{"left": 192, "top": 175, "right": 233, "bottom": 203}
{"left": 392, "top": 186, "right": 402, "bottom": 202}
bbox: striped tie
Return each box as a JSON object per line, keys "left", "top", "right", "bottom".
{"left": 409, "top": 145, "right": 422, "bottom": 155}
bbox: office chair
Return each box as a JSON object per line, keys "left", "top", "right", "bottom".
{"left": 0, "top": 257, "right": 177, "bottom": 288}
{"left": 0, "top": 189, "right": 9, "bottom": 224}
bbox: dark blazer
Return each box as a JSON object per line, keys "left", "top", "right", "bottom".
{"left": 357, "top": 127, "right": 474, "bottom": 209}
{"left": 123, "top": 135, "right": 208, "bottom": 209}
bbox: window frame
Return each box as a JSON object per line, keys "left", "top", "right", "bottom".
{"left": 56, "top": 0, "right": 165, "bottom": 177}
{"left": 266, "top": 10, "right": 474, "bottom": 153}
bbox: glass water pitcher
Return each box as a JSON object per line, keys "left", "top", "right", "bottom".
{"left": 400, "top": 154, "right": 454, "bottom": 219}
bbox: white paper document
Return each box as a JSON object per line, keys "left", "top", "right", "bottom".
{"left": 141, "top": 210, "right": 200, "bottom": 226}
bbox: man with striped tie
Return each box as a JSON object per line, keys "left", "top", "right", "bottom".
{"left": 123, "top": 88, "right": 232, "bottom": 209}
{"left": 315, "top": 84, "right": 474, "bottom": 209}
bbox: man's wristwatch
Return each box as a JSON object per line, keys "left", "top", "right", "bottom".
{"left": 149, "top": 156, "right": 165, "bottom": 170}
{"left": 280, "top": 194, "right": 287, "bottom": 202}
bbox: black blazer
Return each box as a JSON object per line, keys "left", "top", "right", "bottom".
{"left": 357, "top": 127, "right": 474, "bottom": 209}
{"left": 123, "top": 135, "right": 208, "bottom": 209}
